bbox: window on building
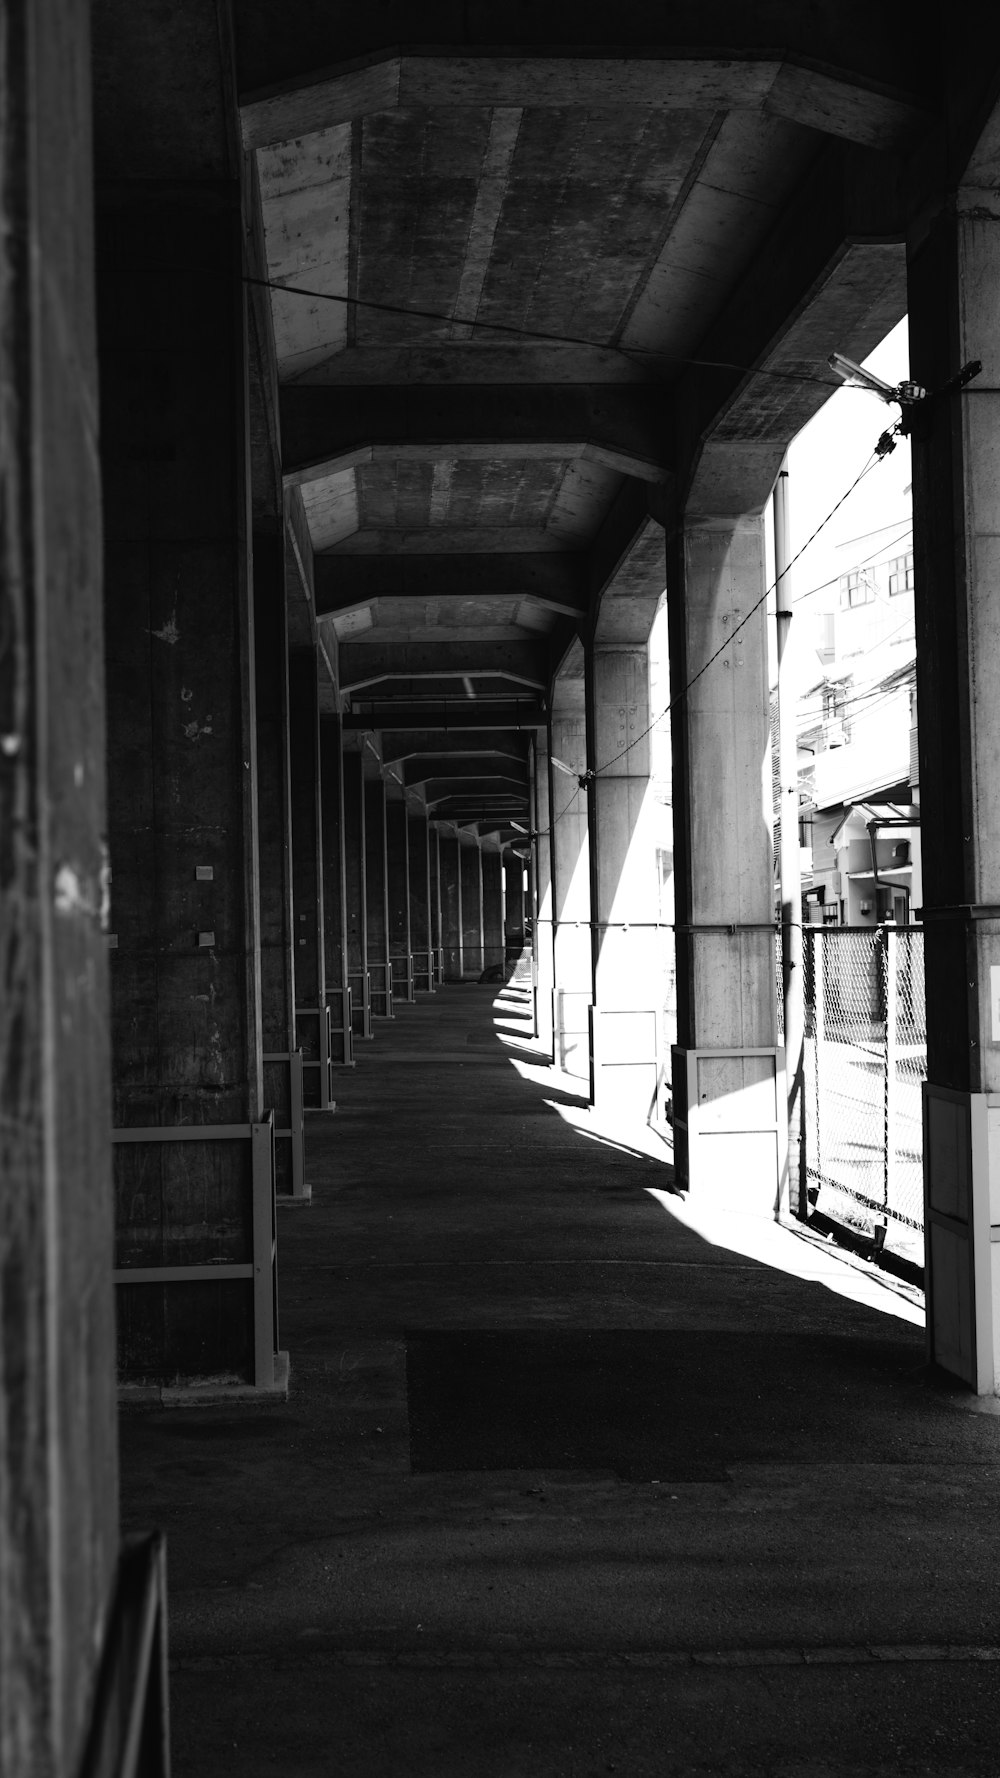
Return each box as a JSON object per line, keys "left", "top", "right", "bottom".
{"left": 839, "top": 568, "right": 875, "bottom": 608}
{"left": 888, "top": 551, "right": 915, "bottom": 596}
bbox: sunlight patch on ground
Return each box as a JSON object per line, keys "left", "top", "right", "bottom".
{"left": 645, "top": 1186, "right": 925, "bottom": 1328}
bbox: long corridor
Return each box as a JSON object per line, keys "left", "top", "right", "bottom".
{"left": 121, "top": 984, "right": 1000, "bottom": 1777}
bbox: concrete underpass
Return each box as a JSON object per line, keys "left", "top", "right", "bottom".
{"left": 118, "top": 983, "right": 1000, "bottom": 1777}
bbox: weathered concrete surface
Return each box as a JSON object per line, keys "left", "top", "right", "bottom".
{"left": 120, "top": 986, "right": 1000, "bottom": 1776}
{"left": 1, "top": 3, "right": 119, "bottom": 1771}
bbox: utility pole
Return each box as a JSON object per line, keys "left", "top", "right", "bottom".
{"left": 774, "top": 461, "right": 805, "bottom": 1218}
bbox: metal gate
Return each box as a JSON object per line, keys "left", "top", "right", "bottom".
{"left": 803, "top": 926, "right": 926, "bottom": 1268}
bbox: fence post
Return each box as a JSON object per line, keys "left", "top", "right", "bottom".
{"left": 251, "top": 1115, "right": 277, "bottom": 1389}
{"left": 884, "top": 925, "right": 897, "bottom": 1221}
{"left": 813, "top": 928, "right": 824, "bottom": 1194}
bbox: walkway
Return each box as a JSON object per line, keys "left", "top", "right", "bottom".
{"left": 120, "top": 984, "right": 1000, "bottom": 1777}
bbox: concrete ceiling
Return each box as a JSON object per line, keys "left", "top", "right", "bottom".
{"left": 237, "top": 14, "right": 925, "bottom": 835}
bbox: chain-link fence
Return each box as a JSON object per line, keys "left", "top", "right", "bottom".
{"left": 803, "top": 926, "right": 925, "bottom": 1267}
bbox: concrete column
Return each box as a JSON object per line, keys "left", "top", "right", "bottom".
{"left": 504, "top": 851, "right": 526, "bottom": 958}
{"left": 321, "top": 714, "right": 353, "bottom": 1063}
{"left": 289, "top": 648, "right": 329, "bottom": 1105}
{"left": 3, "top": 14, "right": 118, "bottom": 1766}
{"left": 439, "top": 832, "right": 463, "bottom": 980}
{"left": 430, "top": 825, "right": 444, "bottom": 981}
{"left": 408, "top": 809, "right": 435, "bottom": 990}
{"left": 908, "top": 172, "right": 1000, "bottom": 1390}
{"left": 551, "top": 695, "right": 592, "bottom": 1080}
{"left": 666, "top": 514, "right": 780, "bottom": 1199}
{"left": 533, "top": 735, "right": 555, "bottom": 1052}
{"left": 482, "top": 846, "right": 505, "bottom": 972}
{"left": 586, "top": 646, "right": 662, "bottom": 1118}
{"left": 460, "top": 836, "right": 485, "bottom": 977}
{"left": 101, "top": 184, "right": 266, "bottom": 1376}
{"left": 386, "top": 789, "right": 414, "bottom": 1001}
{"left": 364, "top": 769, "right": 394, "bottom": 1017}
{"left": 342, "top": 748, "right": 369, "bottom": 1037}
{"left": 254, "top": 535, "right": 295, "bottom": 1060}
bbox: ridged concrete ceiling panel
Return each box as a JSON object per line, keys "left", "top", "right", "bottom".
{"left": 299, "top": 468, "right": 358, "bottom": 551}
{"left": 356, "top": 456, "right": 573, "bottom": 533}
{"left": 474, "top": 107, "right": 716, "bottom": 344}
{"left": 369, "top": 595, "right": 524, "bottom": 634}
{"left": 357, "top": 108, "right": 496, "bottom": 344}
{"left": 258, "top": 123, "right": 352, "bottom": 376}
{"left": 546, "top": 458, "right": 623, "bottom": 543}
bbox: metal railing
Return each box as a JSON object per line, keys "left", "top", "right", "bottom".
{"left": 295, "top": 1002, "right": 336, "bottom": 1110}
{"left": 803, "top": 925, "right": 925, "bottom": 1266}
{"left": 326, "top": 982, "right": 355, "bottom": 1066}
{"left": 411, "top": 947, "right": 436, "bottom": 992}
{"left": 263, "top": 1049, "right": 307, "bottom": 1200}
{"left": 112, "top": 1114, "right": 280, "bottom": 1388}
{"left": 349, "top": 968, "right": 372, "bottom": 1039}
{"left": 368, "top": 958, "right": 394, "bottom": 1018}
{"left": 390, "top": 951, "right": 416, "bottom": 1002}
{"left": 79, "top": 1532, "right": 170, "bottom": 1778}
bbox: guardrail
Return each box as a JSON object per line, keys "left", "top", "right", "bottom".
{"left": 263, "top": 1049, "right": 307, "bottom": 1201}
{"left": 411, "top": 947, "right": 436, "bottom": 992}
{"left": 390, "top": 952, "right": 415, "bottom": 1002}
{"left": 295, "top": 1003, "right": 335, "bottom": 1110}
{"left": 79, "top": 1532, "right": 170, "bottom": 1778}
{"left": 349, "top": 968, "right": 372, "bottom": 1039}
{"left": 112, "top": 1114, "right": 280, "bottom": 1390}
{"left": 326, "top": 982, "right": 354, "bottom": 1066}
{"left": 369, "top": 958, "right": 394, "bottom": 1018}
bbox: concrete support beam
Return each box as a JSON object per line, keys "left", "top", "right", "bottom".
{"left": 908, "top": 174, "right": 1000, "bottom": 1391}
{"left": 407, "top": 809, "right": 435, "bottom": 991}
{"left": 483, "top": 849, "right": 505, "bottom": 972}
{"left": 504, "top": 853, "right": 527, "bottom": 958}
{"left": 439, "top": 833, "right": 464, "bottom": 981}
{"left": 386, "top": 788, "right": 415, "bottom": 1001}
{"left": 586, "top": 644, "right": 664, "bottom": 1121}
{"left": 342, "top": 749, "right": 370, "bottom": 1038}
{"left": 344, "top": 702, "right": 546, "bottom": 732}
{"left": 315, "top": 552, "right": 588, "bottom": 619}
{"left": 102, "top": 184, "right": 268, "bottom": 1379}
{"left": 430, "top": 826, "right": 444, "bottom": 981}
{"left": 532, "top": 736, "right": 556, "bottom": 1054}
{"left": 666, "top": 512, "right": 782, "bottom": 1202}
{"left": 254, "top": 534, "right": 295, "bottom": 1062}
{"left": 289, "top": 648, "right": 330, "bottom": 1105}
{"left": 281, "top": 384, "right": 671, "bottom": 488}
{"left": 550, "top": 694, "right": 593, "bottom": 1082}
{"left": 320, "top": 714, "right": 353, "bottom": 1063}
{"left": 2, "top": 10, "right": 118, "bottom": 1765}
{"left": 364, "top": 769, "right": 394, "bottom": 1017}
{"left": 460, "top": 837, "right": 485, "bottom": 978}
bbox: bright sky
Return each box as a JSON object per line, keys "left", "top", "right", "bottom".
{"left": 766, "top": 316, "right": 912, "bottom": 693}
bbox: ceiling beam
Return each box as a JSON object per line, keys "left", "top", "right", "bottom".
{"left": 344, "top": 701, "right": 546, "bottom": 731}
{"left": 281, "top": 384, "right": 671, "bottom": 488}
{"left": 314, "top": 552, "right": 588, "bottom": 619}
{"left": 339, "top": 640, "right": 546, "bottom": 690}
{"left": 403, "top": 758, "right": 529, "bottom": 786}
{"left": 242, "top": 54, "right": 931, "bottom": 155}
{"left": 380, "top": 731, "right": 530, "bottom": 764}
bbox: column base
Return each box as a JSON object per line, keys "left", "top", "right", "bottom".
{"left": 924, "top": 1083, "right": 1000, "bottom": 1394}
{"left": 557, "top": 989, "right": 593, "bottom": 1082}
{"left": 672, "top": 1045, "right": 787, "bottom": 1215}
{"left": 119, "top": 1351, "right": 290, "bottom": 1408}
{"left": 590, "top": 1006, "right": 658, "bottom": 1120}
{"left": 277, "top": 1184, "right": 313, "bottom": 1207}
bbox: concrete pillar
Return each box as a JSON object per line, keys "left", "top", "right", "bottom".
{"left": 255, "top": 533, "right": 304, "bottom": 1186}
{"left": 482, "top": 846, "right": 505, "bottom": 972}
{"left": 460, "top": 836, "right": 485, "bottom": 977}
{"left": 3, "top": 13, "right": 119, "bottom": 1766}
{"left": 551, "top": 696, "right": 592, "bottom": 1080}
{"left": 254, "top": 535, "right": 295, "bottom": 1060}
{"left": 504, "top": 851, "right": 526, "bottom": 958}
{"left": 386, "top": 789, "right": 415, "bottom": 1001}
{"left": 408, "top": 809, "right": 435, "bottom": 990}
{"left": 908, "top": 168, "right": 1000, "bottom": 1390}
{"left": 586, "top": 646, "right": 663, "bottom": 1118}
{"left": 666, "top": 514, "right": 781, "bottom": 1200}
{"left": 430, "top": 825, "right": 444, "bottom": 982}
{"left": 342, "top": 748, "right": 370, "bottom": 1037}
{"left": 365, "top": 769, "right": 394, "bottom": 1017}
{"left": 289, "top": 648, "right": 329, "bottom": 1107}
{"left": 439, "top": 832, "right": 463, "bottom": 980}
{"left": 101, "top": 183, "right": 268, "bottom": 1376}
{"left": 321, "top": 715, "right": 353, "bottom": 1063}
{"left": 533, "top": 735, "right": 555, "bottom": 1052}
